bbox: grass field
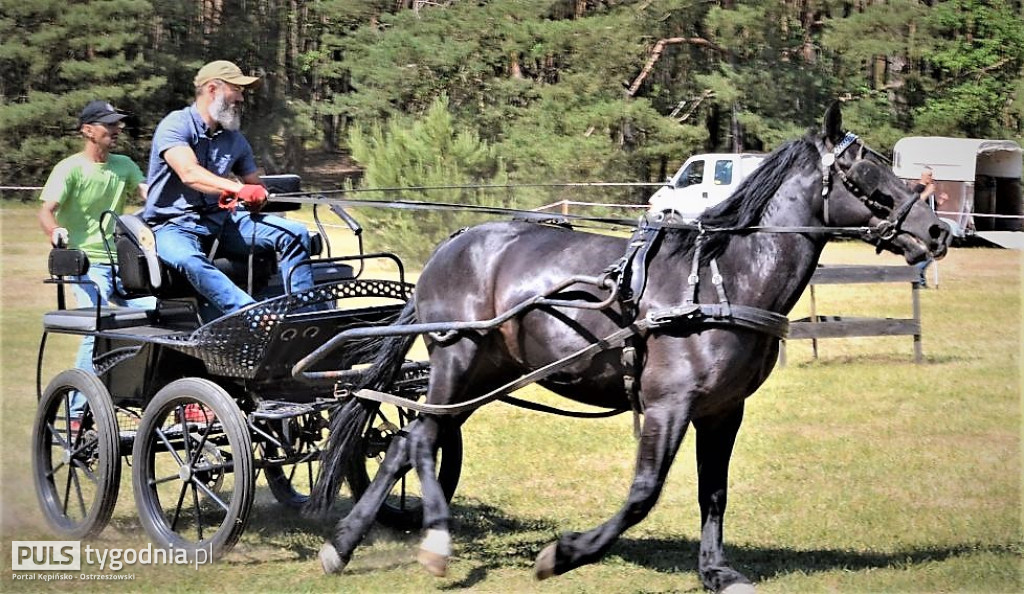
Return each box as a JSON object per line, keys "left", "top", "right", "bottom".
{"left": 1, "top": 200, "right": 1020, "bottom": 592}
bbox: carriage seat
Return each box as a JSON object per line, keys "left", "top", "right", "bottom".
{"left": 42, "top": 247, "right": 164, "bottom": 333}
{"left": 114, "top": 214, "right": 312, "bottom": 299}
{"left": 43, "top": 306, "right": 155, "bottom": 333}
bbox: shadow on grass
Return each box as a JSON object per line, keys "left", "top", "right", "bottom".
{"left": 611, "top": 537, "right": 1018, "bottom": 584}
{"left": 107, "top": 490, "right": 1017, "bottom": 585}
{"left": 790, "top": 351, "right": 974, "bottom": 368}
{"left": 445, "top": 524, "right": 1017, "bottom": 589}
{"left": 368, "top": 498, "right": 1016, "bottom": 588}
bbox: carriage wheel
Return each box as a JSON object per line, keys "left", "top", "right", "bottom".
{"left": 261, "top": 412, "right": 327, "bottom": 508}
{"left": 32, "top": 369, "right": 121, "bottom": 539}
{"left": 131, "top": 378, "right": 254, "bottom": 560}
{"left": 345, "top": 403, "right": 463, "bottom": 530}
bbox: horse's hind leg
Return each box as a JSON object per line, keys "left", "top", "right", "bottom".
{"left": 406, "top": 328, "right": 515, "bottom": 578}
{"left": 534, "top": 399, "right": 691, "bottom": 580}
{"left": 407, "top": 340, "right": 484, "bottom": 578}
{"left": 407, "top": 414, "right": 455, "bottom": 576}
{"left": 320, "top": 429, "right": 414, "bottom": 574}
{"left": 694, "top": 404, "right": 755, "bottom": 593}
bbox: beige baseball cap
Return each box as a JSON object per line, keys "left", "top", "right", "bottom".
{"left": 194, "top": 60, "right": 260, "bottom": 88}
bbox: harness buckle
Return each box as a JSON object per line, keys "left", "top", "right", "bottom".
{"left": 646, "top": 304, "right": 702, "bottom": 327}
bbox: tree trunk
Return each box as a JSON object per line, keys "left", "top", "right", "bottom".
{"left": 575, "top": 0, "right": 586, "bottom": 19}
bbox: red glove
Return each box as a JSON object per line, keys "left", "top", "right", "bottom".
{"left": 237, "top": 184, "right": 268, "bottom": 208}
{"left": 218, "top": 184, "right": 268, "bottom": 213}
{"left": 218, "top": 191, "right": 239, "bottom": 211}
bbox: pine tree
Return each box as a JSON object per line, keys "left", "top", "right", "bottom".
{"left": 347, "top": 95, "right": 507, "bottom": 264}
{"left": 0, "top": 0, "right": 165, "bottom": 187}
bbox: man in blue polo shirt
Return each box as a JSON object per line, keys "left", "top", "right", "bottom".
{"left": 144, "top": 59, "right": 316, "bottom": 318}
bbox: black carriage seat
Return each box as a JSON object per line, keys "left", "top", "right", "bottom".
{"left": 41, "top": 247, "right": 167, "bottom": 333}
{"left": 113, "top": 212, "right": 301, "bottom": 299}
{"left": 42, "top": 302, "right": 160, "bottom": 333}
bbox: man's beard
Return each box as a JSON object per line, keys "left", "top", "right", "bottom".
{"left": 210, "top": 91, "right": 242, "bottom": 131}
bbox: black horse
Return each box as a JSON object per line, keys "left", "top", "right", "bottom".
{"left": 308, "top": 103, "right": 951, "bottom": 592}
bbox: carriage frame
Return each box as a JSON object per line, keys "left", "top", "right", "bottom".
{"left": 32, "top": 178, "right": 463, "bottom": 559}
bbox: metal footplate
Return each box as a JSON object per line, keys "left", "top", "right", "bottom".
{"left": 251, "top": 399, "right": 334, "bottom": 421}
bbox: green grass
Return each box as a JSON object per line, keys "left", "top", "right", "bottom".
{"left": 1, "top": 200, "right": 1021, "bottom": 592}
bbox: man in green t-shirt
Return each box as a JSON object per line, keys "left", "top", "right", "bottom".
{"left": 38, "top": 100, "right": 155, "bottom": 417}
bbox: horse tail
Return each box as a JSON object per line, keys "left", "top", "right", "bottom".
{"left": 356, "top": 296, "right": 420, "bottom": 391}
{"left": 304, "top": 298, "right": 420, "bottom": 517}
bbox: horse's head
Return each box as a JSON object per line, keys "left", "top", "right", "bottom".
{"left": 818, "top": 102, "right": 951, "bottom": 264}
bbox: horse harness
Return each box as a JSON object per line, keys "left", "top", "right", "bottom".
{"left": 822, "top": 132, "right": 921, "bottom": 251}
{"left": 345, "top": 227, "right": 790, "bottom": 428}
{"left": 604, "top": 131, "right": 920, "bottom": 426}
{"left": 602, "top": 218, "right": 792, "bottom": 433}
{"left": 344, "top": 130, "right": 919, "bottom": 425}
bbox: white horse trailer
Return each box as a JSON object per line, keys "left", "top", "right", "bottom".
{"left": 892, "top": 137, "right": 1023, "bottom": 248}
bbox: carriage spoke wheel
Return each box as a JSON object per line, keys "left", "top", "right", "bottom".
{"left": 346, "top": 403, "right": 463, "bottom": 530}
{"left": 132, "top": 378, "right": 253, "bottom": 561}
{"left": 261, "top": 412, "right": 327, "bottom": 508}
{"left": 32, "top": 369, "right": 121, "bottom": 539}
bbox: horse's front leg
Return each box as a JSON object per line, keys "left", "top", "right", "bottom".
{"left": 534, "top": 397, "right": 692, "bottom": 579}
{"left": 320, "top": 427, "right": 414, "bottom": 574}
{"left": 694, "top": 403, "right": 755, "bottom": 593}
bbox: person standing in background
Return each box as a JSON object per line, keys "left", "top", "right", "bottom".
{"left": 38, "top": 100, "right": 155, "bottom": 419}
{"left": 910, "top": 166, "right": 948, "bottom": 287}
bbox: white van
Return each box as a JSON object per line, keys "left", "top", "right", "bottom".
{"left": 648, "top": 153, "right": 765, "bottom": 220}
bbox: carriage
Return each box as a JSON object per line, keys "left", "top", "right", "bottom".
{"left": 32, "top": 176, "right": 462, "bottom": 559}
{"left": 34, "top": 104, "right": 953, "bottom": 593}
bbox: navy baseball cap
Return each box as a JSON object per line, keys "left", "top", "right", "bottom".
{"left": 78, "top": 101, "right": 127, "bottom": 127}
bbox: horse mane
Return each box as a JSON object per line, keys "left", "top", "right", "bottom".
{"left": 667, "top": 134, "right": 821, "bottom": 262}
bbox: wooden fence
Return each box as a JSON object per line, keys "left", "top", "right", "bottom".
{"left": 779, "top": 264, "right": 923, "bottom": 365}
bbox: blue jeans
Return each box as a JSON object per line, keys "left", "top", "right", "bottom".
{"left": 914, "top": 258, "right": 933, "bottom": 286}
{"left": 154, "top": 211, "right": 316, "bottom": 319}
{"left": 70, "top": 264, "right": 157, "bottom": 416}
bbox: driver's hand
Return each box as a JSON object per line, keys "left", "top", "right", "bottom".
{"left": 237, "top": 184, "right": 268, "bottom": 213}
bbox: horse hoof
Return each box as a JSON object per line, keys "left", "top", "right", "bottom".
{"left": 319, "top": 542, "right": 347, "bottom": 575}
{"left": 719, "top": 582, "right": 756, "bottom": 594}
{"left": 417, "top": 548, "right": 448, "bottom": 577}
{"left": 534, "top": 543, "right": 557, "bottom": 580}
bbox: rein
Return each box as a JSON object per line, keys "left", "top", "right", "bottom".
{"left": 271, "top": 192, "right": 888, "bottom": 241}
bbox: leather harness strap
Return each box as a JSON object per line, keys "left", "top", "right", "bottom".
{"left": 606, "top": 220, "right": 790, "bottom": 437}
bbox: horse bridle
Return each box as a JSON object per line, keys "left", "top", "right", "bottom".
{"left": 820, "top": 132, "right": 919, "bottom": 247}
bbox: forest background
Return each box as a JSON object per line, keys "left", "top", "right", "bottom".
{"left": 3, "top": 0, "right": 1023, "bottom": 257}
